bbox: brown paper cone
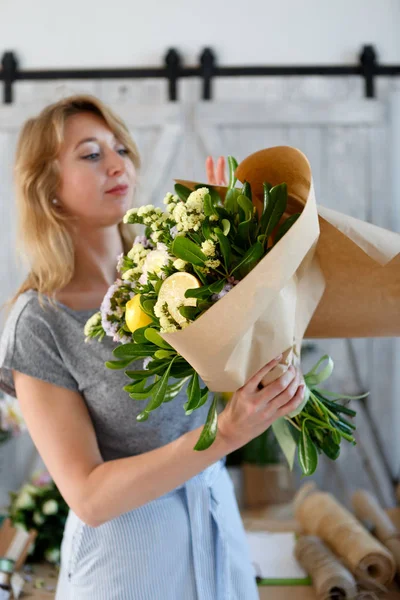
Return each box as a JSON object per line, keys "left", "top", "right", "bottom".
{"left": 295, "top": 535, "right": 358, "bottom": 600}
{"left": 352, "top": 490, "right": 400, "bottom": 573}
{"left": 295, "top": 491, "right": 395, "bottom": 587}
{"left": 177, "top": 145, "right": 400, "bottom": 343}
{"left": 170, "top": 148, "right": 324, "bottom": 392}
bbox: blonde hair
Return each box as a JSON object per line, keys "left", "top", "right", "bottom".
{"left": 12, "top": 94, "right": 140, "bottom": 303}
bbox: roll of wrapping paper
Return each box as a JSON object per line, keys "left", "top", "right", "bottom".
{"left": 352, "top": 490, "right": 400, "bottom": 573}
{"left": 294, "top": 491, "right": 395, "bottom": 587}
{"left": 295, "top": 535, "right": 358, "bottom": 600}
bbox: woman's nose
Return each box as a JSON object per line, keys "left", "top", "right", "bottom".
{"left": 106, "top": 151, "right": 125, "bottom": 176}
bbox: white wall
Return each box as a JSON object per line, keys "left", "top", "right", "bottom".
{"left": 0, "top": 0, "right": 399, "bottom": 69}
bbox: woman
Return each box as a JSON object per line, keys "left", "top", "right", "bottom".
{"left": 0, "top": 95, "right": 304, "bottom": 600}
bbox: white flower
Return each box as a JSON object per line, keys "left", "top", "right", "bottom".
{"left": 201, "top": 240, "right": 216, "bottom": 257}
{"left": 121, "top": 269, "right": 136, "bottom": 281}
{"left": 45, "top": 548, "right": 60, "bottom": 563}
{"left": 83, "top": 312, "right": 102, "bottom": 338}
{"left": 15, "top": 486, "right": 36, "bottom": 510}
{"left": 33, "top": 511, "right": 45, "bottom": 526}
{"left": 123, "top": 208, "right": 138, "bottom": 223}
{"left": 205, "top": 259, "right": 221, "bottom": 269}
{"left": 139, "top": 243, "right": 171, "bottom": 285}
{"left": 42, "top": 500, "right": 58, "bottom": 515}
{"left": 173, "top": 259, "right": 187, "bottom": 271}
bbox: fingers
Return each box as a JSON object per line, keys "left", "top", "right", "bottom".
{"left": 243, "top": 354, "right": 283, "bottom": 393}
{"left": 260, "top": 369, "right": 302, "bottom": 416}
{"left": 205, "top": 156, "right": 216, "bottom": 184}
{"left": 275, "top": 383, "right": 305, "bottom": 418}
{"left": 216, "top": 156, "right": 227, "bottom": 185}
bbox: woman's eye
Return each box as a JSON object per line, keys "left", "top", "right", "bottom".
{"left": 118, "top": 148, "right": 129, "bottom": 156}
{"left": 82, "top": 153, "right": 100, "bottom": 160}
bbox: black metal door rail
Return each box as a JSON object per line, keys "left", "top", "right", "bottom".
{"left": 1, "top": 45, "right": 400, "bottom": 105}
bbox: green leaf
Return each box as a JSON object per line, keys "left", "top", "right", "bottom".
{"left": 264, "top": 183, "right": 288, "bottom": 241}
{"left": 123, "top": 379, "right": 148, "bottom": 393}
{"left": 215, "top": 227, "right": 231, "bottom": 270}
{"left": 203, "top": 193, "right": 218, "bottom": 218}
{"left": 126, "top": 363, "right": 167, "bottom": 378}
{"left": 164, "top": 376, "right": 191, "bottom": 403}
{"left": 227, "top": 156, "right": 239, "bottom": 189}
{"left": 185, "top": 286, "right": 211, "bottom": 299}
{"left": 209, "top": 279, "right": 226, "bottom": 294}
{"left": 144, "top": 328, "right": 171, "bottom": 349}
{"left": 193, "top": 265, "right": 209, "bottom": 285}
{"left": 133, "top": 326, "right": 149, "bottom": 345}
{"left": 141, "top": 299, "right": 157, "bottom": 319}
{"left": 241, "top": 181, "right": 252, "bottom": 201}
{"left": 154, "top": 349, "right": 175, "bottom": 360}
{"left": 172, "top": 236, "right": 207, "bottom": 266}
{"left": 105, "top": 358, "right": 134, "bottom": 370}
{"left": 320, "top": 433, "right": 341, "bottom": 460}
{"left": 113, "top": 343, "right": 154, "bottom": 359}
{"left": 174, "top": 183, "right": 191, "bottom": 202}
{"left": 221, "top": 219, "right": 231, "bottom": 236}
{"left": 178, "top": 305, "right": 199, "bottom": 320}
{"left": 206, "top": 186, "right": 222, "bottom": 206}
{"left": 224, "top": 188, "right": 240, "bottom": 214}
{"left": 274, "top": 213, "right": 301, "bottom": 245}
{"left": 137, "top": 411, "right": 149, "bottom": 422}
{"left": 298, "top": 421, "right": 319, "bottom": 476}
{"left": 129, "top": 379, "right": 159, "bottom": 400}
{"left": 237, "top": 194, "right": 253, "bottom": 222}
{"left": 184, "top": 373, "right": 201, "bottom": 414}
{"left": 202, "top": 218, "right": 214, "bottom": 241}
{"left": 142, "top": 358, "right": 176, "bottom": 413}
{"left": 230, "top": 241, "right": 264, "bottom": 278}
{"left": 193, "top": 395, "right": 219, "bottom": 451}
{"left": 272, "top": 418, "right": 297, "bottom": 470}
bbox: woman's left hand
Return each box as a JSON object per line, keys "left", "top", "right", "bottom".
{"left": 205, "top": 156, "right": 227, "bottom": 186}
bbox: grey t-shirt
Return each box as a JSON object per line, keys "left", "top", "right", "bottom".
{"left": 0, "top": 290, "right": 212, "bottom": 461}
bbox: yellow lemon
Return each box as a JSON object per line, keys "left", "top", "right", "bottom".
{"left": 158, "top": 272, "right": 201, "bottom": 325}
{"left": 125, "top": 295, "right": 153, "bottom": 333}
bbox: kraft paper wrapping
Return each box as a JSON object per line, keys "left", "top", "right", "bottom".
{"left": 295, "top": 535, "right": 358, "bottom": 600}
{"left": 169, "top": 146, "right": 400, "bottom": 393}
{"left": 352, "top": 490, "right": 400, "bottom": 573}
{"left": 294, "top": 490, "right": 396, "bottom": 588}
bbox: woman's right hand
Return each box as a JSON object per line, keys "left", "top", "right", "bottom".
{"left": 218, "top": 355, "right": 305, "bottom": 451}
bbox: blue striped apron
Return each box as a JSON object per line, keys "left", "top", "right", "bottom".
{"left": 56, "top": 459, "right": 259, "bottom": 599}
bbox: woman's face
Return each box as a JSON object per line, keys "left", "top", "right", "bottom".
{"left": 57, "top": 112, "right": 136, "bottom": 227}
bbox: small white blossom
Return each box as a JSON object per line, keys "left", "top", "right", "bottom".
{"left": 201, "top": 240, "right": 216, "bottom": 257}
{"left": 139, "top": 243, "right": 171, "bottom": 285}
{"left": 33, "top": 511, "right": 45, "bottom": 526}
{"left": 42, "top": 500, "right": 58, "bottom": 515}
{"left": 83, "top": 312, "right": 102, "bottom": 338}
{"left": 173, "top": 259, "right": 187, "bottom": 271}
{"left": 45, "top": 548, "right": 60, "bottom": 563}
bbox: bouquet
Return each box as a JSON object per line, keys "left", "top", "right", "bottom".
{"left": 0, "top": 392, "right": 26, "bottom": 445}
{"left": 8, "top": 471, "right": 68, "bottom": 564}
{"left": 84, "top": 146, "right": 372, "bottom": 477}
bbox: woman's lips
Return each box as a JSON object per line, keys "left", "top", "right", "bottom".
{"left": 106, "top": 184, "right": 129, "bottom": 195}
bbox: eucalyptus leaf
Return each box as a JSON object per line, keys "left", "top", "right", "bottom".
{"left": 144, "top": 327, "right": 172, "bottom": 349}
{"left": 105, "top": 358, "right": 134, "bottom": 370}
{"left": 274, "top": 213, "right": 300, "bottom": 246}
{"left": 113, "top": 343, "right": 154, "bottom": 359}
{"left": 142, "top": 358, "right": 176, "bottom": 413}
{"left": 193, "top": 395, "right": 219, "bottom": 451}
{"left": 224, "top": 188, "right": 240, "bottom": 214}
{"left": 215, "top": 228, "right": 231, "bottom": 270}
{"left": 172, "top": 236, "right": 207, "bottom": 266}
{"left": 174, "top": 183, "right": 191, "bottom": 202}
{"left": 298, "top": 420, "right": 319, "bottom": 476}
{"left": 230, "top": 241, "right": 264, "bottom": 278}
{"left": 221, "top": 219, "right": 231, "bottom": 236}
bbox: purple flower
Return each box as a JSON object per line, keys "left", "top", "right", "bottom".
{"left": 134, "top": 235, "right": 152, "bottom": 248}
{"left": 116, "top": 253, "right": 125, "bottom": 274}
{"left": 212, "top": 283, "right": 234, "bottom": 302}
{"left": 100, "top": 279, "right": 135, "bottom": 341}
